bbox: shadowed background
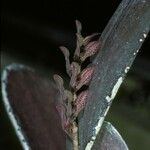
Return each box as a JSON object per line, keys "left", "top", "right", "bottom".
{"left": 1, "top": 0, "right": 150, "bottom": 149}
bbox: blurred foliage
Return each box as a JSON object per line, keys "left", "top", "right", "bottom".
{"left": 106, "top": 61, "right": 150, "bottom": 150}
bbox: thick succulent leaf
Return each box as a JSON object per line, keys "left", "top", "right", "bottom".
{"left": 1, "top": 64, "right": 66, "bottom": 150}
{"left": 79, "top": 0, "right": 150, "bottom": 149}
{"left": 92, "top": 121, "right": 128, "bottom": 150}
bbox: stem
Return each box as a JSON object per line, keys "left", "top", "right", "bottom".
{"left": 72, "top": 92, "right": 79, "bottom": 150}
{"left": 72, "top": 122, "right": 79, "bottom": 150}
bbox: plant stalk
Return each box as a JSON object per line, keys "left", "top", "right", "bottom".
{"left": 72, "top": 122, "right": 79, "bottom": 150}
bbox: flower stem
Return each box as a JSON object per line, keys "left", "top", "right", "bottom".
{"left": 72, "top": 122, "right": 79, "bottom": 150}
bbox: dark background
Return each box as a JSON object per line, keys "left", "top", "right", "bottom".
{"left": 1, "top": 0, "right": 150, "bottom": 150}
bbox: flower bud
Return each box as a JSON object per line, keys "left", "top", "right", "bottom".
{"left": 74, "top": 90, "right": 89, "bottom": 116}
{"left": 76, "top": 66, "right": 95, "bottom": 90}
{"left": 81, "top": 41, "right": 100, "bottom": 61}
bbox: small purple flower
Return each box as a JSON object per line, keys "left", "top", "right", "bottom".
{"left": 76, "top": 66, "right": 95, "bottom": 90}
{"left": 74, "top": 90, "right": 89, "bottom": 116}
{"left": 80, "top": 40, "right": 100, "bottom": 61}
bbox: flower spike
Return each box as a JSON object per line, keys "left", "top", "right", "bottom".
{"left": 53, "top": 20, "right": 100, "bottom": 149}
